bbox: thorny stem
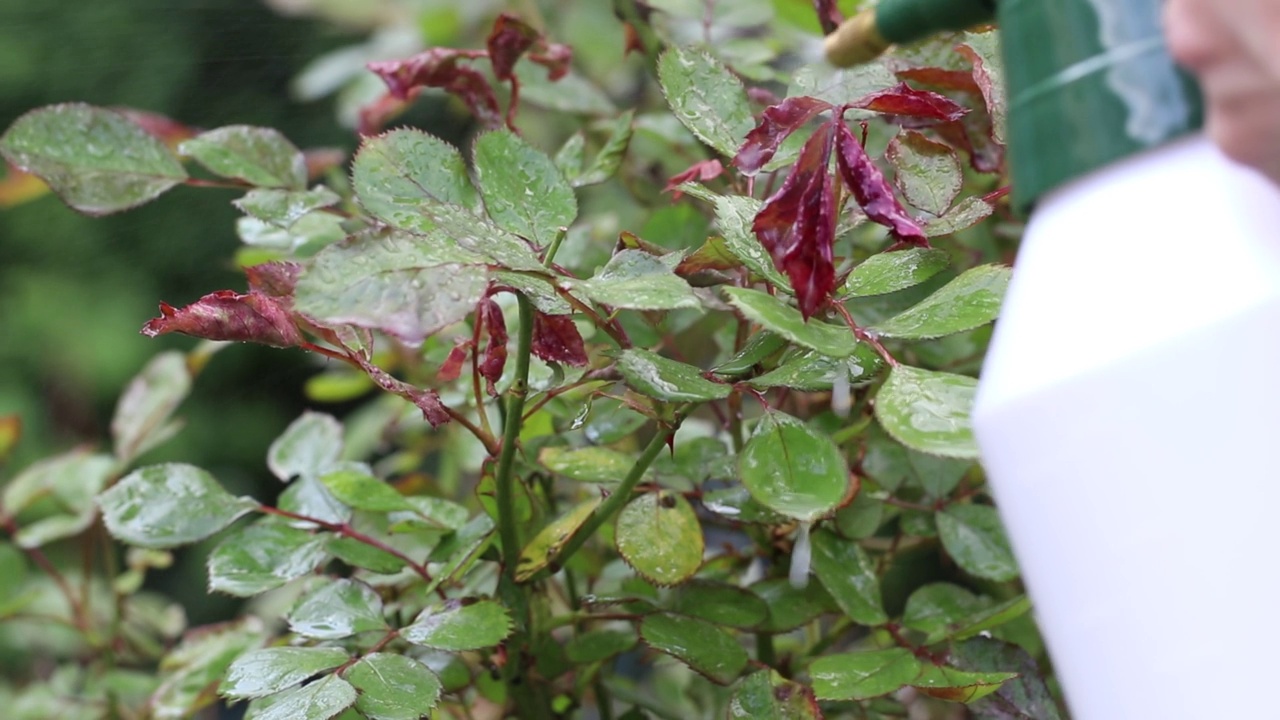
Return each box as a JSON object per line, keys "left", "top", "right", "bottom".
{"left": 1, "top": 514, "right": 90, "bottom": 632}
{"left": 259, "top": 506, "right": 445, "bottom": 598}
{"left": 832, "top": 302, "right": 900, "bottom": 367}
{"left": 495, "top": 303, "right": 536, "bottom": 576}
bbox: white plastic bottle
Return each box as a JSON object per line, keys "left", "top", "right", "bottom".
{"left": 828, "top": 0, "right": 1280, "bottom": 717}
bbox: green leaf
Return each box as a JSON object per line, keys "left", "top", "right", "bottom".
{"left": 318, "top": 470, "right": 413, "bottom": 513}
{"left": 234, "top": 187, "right": 341, "bottom": 228}
{"left": 179, "top": 126, "right": 306, "bottom": 189}
{"left": 870, "top": 265, "right": 1010, "bottom": 339}
{"left": 723, "top": 287, "right": 858, "bottom": 358}
{"left": 713, "top": 331, "right": 787, "bottom": 377}
{"left": 936, "top": 505, "right": 1019, "bottom": 582}
{"left": 415, "top": 202, "right": 546, "bottom": 271}
{"left": 294, "top": 231, "right": 490, "bottom": 347}
{"left": 902, "top": 583, "right": 986, "bottom": 640}
{"left": 729, "top": 670, "right": 821, "bottom": 720}
{"left": 842, "top": 248, "right": 951, "bottom": 298}
{"left": 574, "top": 110, "right": 635, "bottom": 187}
{"left": 220, "top": 646, "right": 350, "bottom": 700}
{"left": 516, "top": 497, "right": 602, "bottom": 582}
{"left": 565, "top": 629, "right": 638, "bottom": 664}
{"left": 3, "top": 449, "right": 115, "bottom": 518}
{"left": 911, "top": 664, "right": 1017, "bottom": 703}
{"left": 925, "top": 196, "right": 995, "bottom": 237}
{"left": 947, "top": 595, "right": 1031, "bottom": 642}
{"left": 788, "top": 62, "right": 898, "bottom": 108}
{"left": 327, "top": 516, "right": 408, "bottom": 575}
{"left": 701, "top": 486, "right": 786, "bottom": 525}
{"left": 539, "top": 446, "right": 635, "bottom": 483}
{"left": 616, "top": 491, "right": 704, "bottom": 586}
{"left": 834, "top": 491, "right": 885, "bottom": 539}
{"left": 739, "top": 414, "right": 852, "bottom": 522}
{"left": 909, "top": 451, "right": 972, "bottom": 498}
{"left": 491, "top": 271, "right": 573, "bottom": 315}
{"left": 640, "top": 613, "right": 749, "bottom": 685}
{"left": 111, "top": 351, "right": 191, "bottom": 465}
{"left": 514, "top": 63, "right": 617, "bottom": 115}
{"left": 278, "top": 475, "right": 352, "bottom": 527}
{"left": 810, "top": 529, "right": 887, "bottom": 625}
{"left": 658, "top": 47, "right": 755, "bottom": 157}
{"left": 0, "top": 103, "right": 187, "bottom": 215}
{"left": 345, "top": 653, "right": 442, "bottom": 720}
{"left": 670, "top": 581, "right": 768, "bottom": 630}
{"left": 390, "top": 496, "right": 470, "bottom": 533}
{"left": 403, "top": 599, "right": 512, "bottom": 651}
{"left": 751, "top": 577, "right": 838, "bottom": 632}
{"left": 712, "top": 195, "right": 791, "bottom": 288}
{"left": 242, "top": 674, "right": 357, "bottom": 720}
{"left": 150, "top": 618, "right": 270, "bottom": 720}
{"left": 888, "top": 131, "right": 963, "bottom": 216}
{"left": 236, "top": 211, "right": 345, "bottom": 252}
{"left": 268, "top": 412, "right": 344, "bottom": 482}
{"left": 580, "top": 250, "right": 700, "bottom": 311}
{"left": 472, "top": 129, "right": 577, "bottom": 246}
{"left": 951, "top": 636, "right": 1062, "bottom": 720}
{"left": 351, "top": 129, "right": 480, "bottom": 222}
{"left": 615, "top": 348, "right": 729, "bottom": 403}
{"left": 206, "top": 520, "right": 329, "bottom": 597}
{"left": 749, "top": 346, "right": 881, "bottom": 391}
{"left": 288, "top": 579, "right": 387, "bottom": 640}
{"left": 99, "top": 463, "right": 256, "bottom": 549}
{"left": 554, "top": 132, "right": 586, "bottom": 181}
{"left": 426, "top": 514, "right": 495, "bottom": 595}
{"left": 875, "top": 365, "right": 979, "bottom": 459}
{"left": 810, "top": 648, "right": 921, "bottom": 701}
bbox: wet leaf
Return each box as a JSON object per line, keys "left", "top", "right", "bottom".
{"left": 516, "top": 497, "right": 602, "bottom": 582}
{"left": 788, "top": 62, "right": 898, "bottom": 108}
{"left": 236, "top": 211, "right": 344, "bottom": 252}
{"left": 141, "top": 290, "right": 303, "bottom": 348}
{"left": 958, "top": 32, "right": 1007, "bottom": 144}
{"left": 327, "top": 516, "right": 408, "bottom": 575}
{"left": 0, "top": 104, "right": 187, "bottom": 215}
{"left": 640, "top": 613, "right": 748, "bottom": 685}
{"left": 810, "top": 529, "right": 887, "bottom": 625}
{"left": 912, "top": 664, "right": 1016, "bottom": 702}
{"left": 734, "top": 96, "right": 831, "bottom": 174}
{"left": 701, "top": 485, "right": 787, "bottom": 525}
{"left": 658, "top": 47, "right": 756, "bottom": 157}
{"left": 936, "top": 505, "right": 1019, "bottom": 582}
{"left": 888, "top": 131, "right": 963, "bottom": 216}
{"left": 952, "top": 636, "right": 1062, "bottom": 720}
{"left": 925, "top": 195, "right": 995, "bottom": 237}
{"left": 473, "top": 129, "right": 577, "bottom": 246}
{"left": 287, "top": 579, "right": 387, "bottom": 640}
{"left": 752, "top": 577, "right": 838, "bottom": 632}
{"left": 539, "top": 446, "right": 634, "bottom": 483}
{"left": 670, "top": 581, "right": 768, "bottom": 630}
{"left": 486, "top": 13, "right": 539, "bottom": 81}
{"left": 871, "top": 265, "right": 1009, "bottom": 339}
{"left": 616, "top": 491, "right": 703, "bottom": 586}
{"left": 402, "top": 599, "right": 512, "bottom": 651}
{"left": 565, "top": 629, "right": 638, "bottom": 664}
{"left": 835, "top": 120, "right": 927, "bottom": 245}
{"left": 245, "top": 261, "right": 303, "bottom": 298}
{"left": 850, "top": 83, "right": 968, "bottom": 123}
{"left": 723, "top": 287, "right": 858, "bottom": 357}
{"left": 220, "top": 646, "right": 350, "bottom": 700}
{"left": 834, "top": 491, "right": 885, "bottom": 539}
{"left": 319, "top": 469, "right": 414, "bottom": 513}
{"left": 842, "top": 247, "right": 951, "bottom": 297}
{"left": 711, "top": 194, "right": 791, "bottom": 288}
{"left": 368, "top": 49, "right": 502, "bottom": 129}
{"left": 267, "top": 412, "right": 344, "bottom": 482}
{"left": 739, "top": 413, "right": 852, "bottom": 522}
{"left": 492, "top": 272, "right": 572, "bottom": 315}
{"left": 234, "top": 187, "right": 340, "bottom": 228}
{"left": 99, "top": 463, "right": 257, "bottom": 549}
{"left": 514, "top": 62, "right": 616, "bottom": 115}
{"left": 947, "top": 595, "right": 1032, "bottom": 643}
{"left": 554, "top": 132, "right": 585, "bottom": 180}
{"left": 242, "top": 674, "right": 356, "bottom": 720}
{"left": 875, "top": 365, "right": 979, "bottom": 459}
{"left": 580, "top": 250, "right": 700, "bottom": 311}
{"left": 902, "top": 583, "right": 987, "bottom": 640}
{"left": 810, "top": 648, "right": 921, "bottom": 701}
{"left": 3, "top": 449, "right": 114, "bottom": 521}
{"left": 531, "top": 311, "right": 588, "bottom": 366}
{"left": 729, "top": 669, "right": 822, "bottom": 720}
{"left": 713, "top": 332, "right": 787, "bottom": 377}
{"left": 748, "top": 346, "right": 880, "bottom": 391}
{"left": 150, "top": 618, "right": 269, "bottom": 720}
{"left": 278, "top": 475, "right": 352, "bottom": 527}
{"left": 575, "top": 110, "right": 635, "bottom": 187}
{"left": 477, "top": 297, "right": 508, "bottom": 391}
{"left": 352, "top": 129, "right": 481, "bottom": 223}
{"left": 111, "top": 351, "right": 191, "bottom": 465}
{"left": 206, "top": 520, "right": 328, "bottom": 597}
{"left": 180, "top": 126, "right": 306, "bottom": 189}
{"left": 615, "top": 348, "right": 729, "bottom": 403}
{"left": 345, "top": 653, "right": 442, "bottom": 720}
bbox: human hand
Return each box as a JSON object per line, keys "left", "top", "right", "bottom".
{"left": 1165, "top": 0, "right": 1280, "bottom": 183}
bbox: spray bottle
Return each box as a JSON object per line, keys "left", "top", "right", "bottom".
{"left": 827, "top": 1, "right": 1280, "bottom": 718}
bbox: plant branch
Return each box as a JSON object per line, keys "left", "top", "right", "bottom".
{"left": 495, "top": 295, "right": 536, "bottom": 575}
{"left": 1, "top": 514, "right": 89, "bottom": 632}
{"left": 832, "top": 302, "right": 899, "bottom": 367}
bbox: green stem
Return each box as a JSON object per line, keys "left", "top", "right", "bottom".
{"left": 527, "top": 414, "right": 683, "bottom": 583}
{"left": 756, "top": 631, "right": 777, "bottom": 667}
{"left": 495, "top": 296, "right": 535, "bottom": 575}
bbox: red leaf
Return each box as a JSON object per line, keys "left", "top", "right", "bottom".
{"left": 351, "top": 353, "right": 451, "bottom": 427}
{"left": 245, "top": 261, "right": 302, "bottom": 298}
{"left": 487, "top": 14, "right": 540, "bottom": 81}
{"left": 849, "top": 83, "right": 968, "bottom": 123}
{"left": 664, "top": 159, "right": 723, "bottom": 196}
{"left": 141, "top": 290, "right": 304, "bottom": 348}
{"left": 895, "top": 67, "right": 981, "bottom": 95}
{"left": 478, "top": 298, "right": 509, "bottom": 394}
{"left": 752, "top": 122, "right": 838, "bottom": 318}
{"left": 834, "top": 120, "right": 928, "bottom": 245}
{"left": 812, "top": 0, "right": 843, "bottom": 35}
{"left": 437, "top": 339, "right": 472, "bottom": 383}
{"left": 531, "top": 312, "right": 587, "bottom": 367}
{"left": 529, "top": 43, "right": 573, "bottom": 81}
{"left": 733, "top": 96, "right": 832, "bottom": 174}
{"left": 367, "top": 50, "right": 503, "bottom": 129}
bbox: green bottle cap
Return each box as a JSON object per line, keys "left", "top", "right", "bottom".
{"left": 997, "top": 0, "right": 1203, "bottom": 211}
